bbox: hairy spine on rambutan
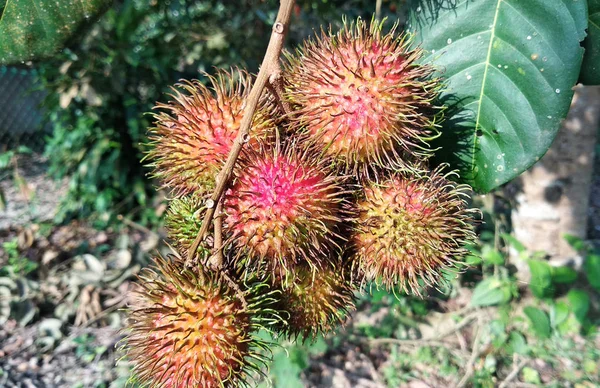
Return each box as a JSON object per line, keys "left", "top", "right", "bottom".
{"left": 164, "top": 192, "right": 206, "bottom": 257}
{"left": 351, "top": 167, "right": 478, "bottom": 295}
{"left": 283, "top": 18, "right": 441, "bottom": 173}
{"left": 275, "top": 260, "right": 357, "bottom": 340}
{"left": 146, "top": 69, "right": 276, "bottom": 196}
{"left": 124, "top": 255, "right": 278, "bottom": 388}
{"left": 223, "top": 140, "right": 349, "bottom": 281}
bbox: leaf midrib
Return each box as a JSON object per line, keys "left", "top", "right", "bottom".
{"left": 0, "top": 0, "right": 10, "bottom": 24}
{"left": 471, "top": 0, "right": 503, "bottom": 171}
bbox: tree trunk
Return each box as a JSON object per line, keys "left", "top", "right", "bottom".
{"left": 510, "top": 85, "right": 600, "bottom": 278}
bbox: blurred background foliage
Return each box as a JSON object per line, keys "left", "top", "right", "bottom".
{"left": 34, "top": 0, "right": 407, "bottom": 227}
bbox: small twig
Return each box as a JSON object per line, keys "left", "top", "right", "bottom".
{"left": 370, "top": 338, "right": 455, "bottom": 348}
{"left": 222, "top": 271, "right": 248, "bottom": 311}
{"left": 499, "top": 358, "right": 530, "bottom": 388}
{"left": 117, "top": 214, "right": 157, "bottom": 236}
{"left": 79, "top": 300, "right": 127, "bottom": 329}
{"left": 368, "top": 337, "right": 467, "bottom": 360}
{"left": 432, "top": 312, "right": 478, "bottom": 340}
{"left": 455, "top": 331, "right": 468, "bottom": 352}
{"left": 375, "top": 0, "right": 383, "bottom": 20}
{"left": 267, "top": 70, "right": 293, "bottom": 115}
{"left": 186, "top": 0, "right": 296, "bottom": 267}
{"left": 456, "top": 315, "right": 485, "bottom": 388}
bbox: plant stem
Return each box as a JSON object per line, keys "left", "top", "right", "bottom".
{"left": 186, "top": 0, "right": 296, "bottom": 267}
{"left": 210, "top": 199, "right": 224, "bottom": 269}
{"left": 375, "top": 0, "right": 382, "bottom": 20}
{"left": 267, "top": 69, "right": 293, "bottom": 115}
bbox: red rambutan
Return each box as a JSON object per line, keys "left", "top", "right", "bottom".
{"left": 146, "top": 69, "right": 276, "bottom": 196}
{"left": 124, "top": 256, "right": 276, "bottom": 387}
{"left": 284, "top": 18, "right": 440, "bottom": 172}
{"left": 351, "top": 167, "right": 477, "bottom": 295}
{"left": 223, "top": 142, "right": 347, "bottom": 279}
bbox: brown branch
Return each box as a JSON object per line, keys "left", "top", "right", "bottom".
{"left": 222, "top": 271, "right": 249, "bottom": 311}
{"left": 375, "top": 0, "right": 382, "bottom": 20}
{"left": 210, "top": 199, "right": 224, "bottom": 269}
{"left": 186, "top": 0, "right": 296, "bottom": 267}
{"left": 499, "top": 358, "right": 529, "bottom": 388}
{"left": 456, "top": 315, "right": 485, "bottom": 388}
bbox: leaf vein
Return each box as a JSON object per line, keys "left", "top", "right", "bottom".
{"left": 471, "top": 0, "right": 503, "bottom": 173}
{"left": 502, "top": 0, "right": 566, "bottom": 67}
{"left": 494, "top": 35, "right": 555, "bottom": 91}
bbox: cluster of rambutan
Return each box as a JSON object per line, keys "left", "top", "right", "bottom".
{"left": 124, "top": 19, "right": 478, "bottom": 387}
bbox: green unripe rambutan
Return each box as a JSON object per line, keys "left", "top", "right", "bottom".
{"left": 223, "top": 141, "right": 347, "bottom": 280}
{"left": 351, "top": 167, "right": 477, "bottom": 295}
{"left": 147, "top": 69, "right": 276, "bottom": 196}
{"left": 124, "top": 256, "right": 276, "bottom": 388}
{"left": 284, "top": 18, "right": 440, "bottom": 173}
{"left": 164, "top": 192, "right": 205, "bottom": 257}
{"left": 276, "top": 262, "right": 357, "bottom": 340}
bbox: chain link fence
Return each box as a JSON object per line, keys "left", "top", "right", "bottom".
{"left": 0, "top": 66, "right": 49, "bottom": 152}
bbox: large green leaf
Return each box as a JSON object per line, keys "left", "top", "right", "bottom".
{"left": 581, "top": 0, "right": 600, "bottom": 84}
{"left": 409, "top": 0, "right": 587, "bottom": 192}
{"left": 0, "top": 0, "right": 111, "bottom": 64}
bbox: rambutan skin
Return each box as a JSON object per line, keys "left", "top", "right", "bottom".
{"left": 124, "top": 256, "right": 275, "bottom": 388}
{"left": 223, "top": 142, "right": 348, "bottom": 279}
{"left": 164, "top": 192, "right": 205, "bottom": 257}
{"left": 275, "top": 261, "right": 357, "bottom": 340}
{"left": 146, "top": 69, "right": 276, "bottom": 196}
{"left": 351, "top": 167, "right": 477, "bottom": 295}
{"left": 284, "top": 18, "right": 440, "bottom": 172}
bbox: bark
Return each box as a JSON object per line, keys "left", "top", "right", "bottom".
{"left": 510, "top": 85, "right": 600, "bottom": 277}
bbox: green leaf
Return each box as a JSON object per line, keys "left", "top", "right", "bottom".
{"left": 470, "top": 277, "right": 512, "bottom": 306}
{"left": 507, "top": 331, "right": 529, "bottom": 355}
{"left": 0, "top": 0, "right": 112, "bottom": 64}
{"left": 410, "top": 0, "right": 587, "bottom": 192}
{"left": 527, "top": 260, "right": 553, "bottom": 298}
{"left": 566, "top": 289, "right": 590, "bottom": 323}
{"left": 583, "top": 253, "right": 600, "bottom": 290}
{"left": 0, "top": 151, "right": 14, "bottom": 169}
{"left": 581, "top": 0, "right": 600, "bottom": 84}
{"left": 465, "top": 254, "right": 483, "bottom": 265}
{"left": 522, "top": 367, "right": 542, "bottom": 384}
{"left": 549, "top": 301, "right": 569, "bottom": 328}
{"left": 550, "top": 265, "right": 577, "bottom": 284}
{"left": 523, "top": 306, "right": 551, "bottom": 338}
{"left": 563, "top": 234, "right": 587, "bottom": 251}
{"left": 501, "top": 233, "right": 526, "bottom": 253}
{"left": 482, "top": 245, "right": 505, "bottom": 265}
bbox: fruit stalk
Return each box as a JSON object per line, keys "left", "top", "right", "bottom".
{"left": 186, "top": 0, "right": 296, "bottom": 266}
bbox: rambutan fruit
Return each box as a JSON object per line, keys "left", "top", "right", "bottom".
{"left": 164, "top": 192, "right": 205, "bottom": 257}
{"left": 223, "top": 142, "right": 347, "bottom": 280}
{"left": 124, "top": 256, "right": 277, "bottom": 388}
{"left": 275, "top": 261, "right": 357, "bottom": 340}
{"left": 146, "top": 69, "right": 276, "bottom": 196}
{"left": 283, "top": 18, "right": 440, "bottom": 172}
{"left": 351, "top": 167, "right": 477, "bottom": 295}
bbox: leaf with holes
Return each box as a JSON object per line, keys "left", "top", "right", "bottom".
{"left": 409, "top": 0, "right": 587, "bottom": 192}
{"left": 581, "top": 0, "right": 600, "bottom": 84}
{"left": 0, "top": 0, "right": 111, "bottom": 64}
